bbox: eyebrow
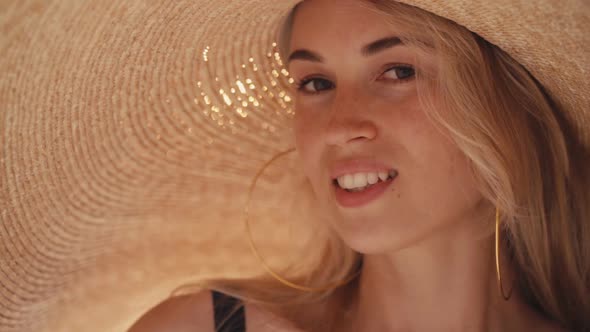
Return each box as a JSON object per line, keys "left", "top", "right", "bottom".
{"left": 287, "top": 36, "right": 403, "bottom": 64}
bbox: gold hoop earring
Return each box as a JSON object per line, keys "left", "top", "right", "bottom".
{"left": 244, "top": 148, "right": 362, "bottom": 292}
{"left": 495, "top": 207, "right": 514, "bottom": 300}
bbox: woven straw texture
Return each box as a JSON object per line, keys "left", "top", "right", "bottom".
{"left": 0, "top": 0, "right": 588, "bottom": 331}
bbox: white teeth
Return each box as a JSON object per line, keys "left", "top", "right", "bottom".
{"left": 336, "top": 170, "right": 396, "bottom": 190}
{"left": 353, "top": 173, "right": 367, "bottom": 188}
{"left": 337, "top": 174, "right": 354, "bottom": 189}
{"left": 367, "top": 173, "right": 378, "bottom": 185}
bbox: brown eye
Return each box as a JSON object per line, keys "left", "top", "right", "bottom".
{"left": 382, "top": 65, "right": 415, "bottom": 80}
{"left": 296, "top": 78, "right": 334, "bottom": 94}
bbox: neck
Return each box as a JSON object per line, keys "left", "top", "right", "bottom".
{"left": 331, "top": 222, "right": 540, "bottom": 332}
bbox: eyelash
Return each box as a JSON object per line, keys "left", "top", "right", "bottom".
{"left": 294, "top": 64, "right": 416, "bottom": 95}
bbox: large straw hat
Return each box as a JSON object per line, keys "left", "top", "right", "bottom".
{"left": 1, "top": 0, "right": 588, "bottom": 331}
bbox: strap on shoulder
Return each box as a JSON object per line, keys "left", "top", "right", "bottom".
{"left": 211, "top": 290, "right": 246, "bottom": 332}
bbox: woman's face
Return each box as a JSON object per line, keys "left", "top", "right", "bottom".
{"left": 288, "top": 0, "right": 485, "bottom": 253}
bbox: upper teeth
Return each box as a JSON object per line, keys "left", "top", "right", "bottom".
{"left": 336, "top": 170, "right": 397, "bottom": 190}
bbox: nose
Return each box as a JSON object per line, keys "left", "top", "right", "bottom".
{"left": 324, "top": 93, "right": 378, "bottom": 147}
{"left": 325, "top": 118, "right": 377, "bottom": 146}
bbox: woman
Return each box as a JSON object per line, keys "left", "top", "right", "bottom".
{"left": 129, "top": 0, "right": 589, "bottom": 331}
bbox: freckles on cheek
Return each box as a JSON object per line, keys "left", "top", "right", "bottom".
{"left": 293, "top": 116, "right": 317, "bottom": 166}
{"left": 293, "top": 113, "right": 307, "bottom": 145}
{"left": 446, "top": 150, "right": 464, "bottom": 174}
{"left": 294, "top": 110, "right": 322, "bottom": 147}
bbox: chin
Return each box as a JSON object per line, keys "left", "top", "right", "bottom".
{"left": 328, "top": 208, "right": 429, "bottom": 255}
{"left": 327, "top": 212, "right": 395, "bottom": 254}
{"left": 342, "top": 231, "right": 424, "bottom": 255}
{"left": 341, "top": 234, "right": 401, "bottom": 255}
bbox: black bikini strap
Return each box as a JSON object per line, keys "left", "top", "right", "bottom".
{"left": 211, "top": 290, "right": 246, "bottom": 332}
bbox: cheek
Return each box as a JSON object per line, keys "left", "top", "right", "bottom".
{"left": 412, "top": 133, "right": 482, "bottom": 221}
{"left": 293, "top": 109, "right": 322, "bottom": 178}
{"left": 293, "top": 109, "right": 311, "bottom": 154}
{"left": 293, "top": 110, "right": 305, "bottom": 144}
{"left": 396, "top": 105, "right": 482, "bottom": 215}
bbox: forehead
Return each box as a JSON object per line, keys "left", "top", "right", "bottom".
{"left": 286, "top": 0, "right": 438, "bottom": 73}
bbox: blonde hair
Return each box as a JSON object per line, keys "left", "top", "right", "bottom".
{"left": 174, "top": 1, "right": 590, "bottom": 330}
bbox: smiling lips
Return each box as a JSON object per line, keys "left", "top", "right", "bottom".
{"left": 335, "top": 169, "right": 398, "bottom": 192}
{"left": 330, "top": 159, "right": 398, "bottom": 207}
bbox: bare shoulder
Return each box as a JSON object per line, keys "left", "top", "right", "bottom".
{"left": 126, "top": 289, "right": 308, "bottom": 332}
{"left": 246, "top": 303, "right": 308, "bottom": 332}
{"left": 127, "top": 290, "right": 214, "bottom": 332}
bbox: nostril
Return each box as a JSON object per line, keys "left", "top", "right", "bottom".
{"left": 325, "top": 120, "right": 378, "bottom": 147}
{"left": 349, "top": 136, "right": 370, "bottom": 143}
